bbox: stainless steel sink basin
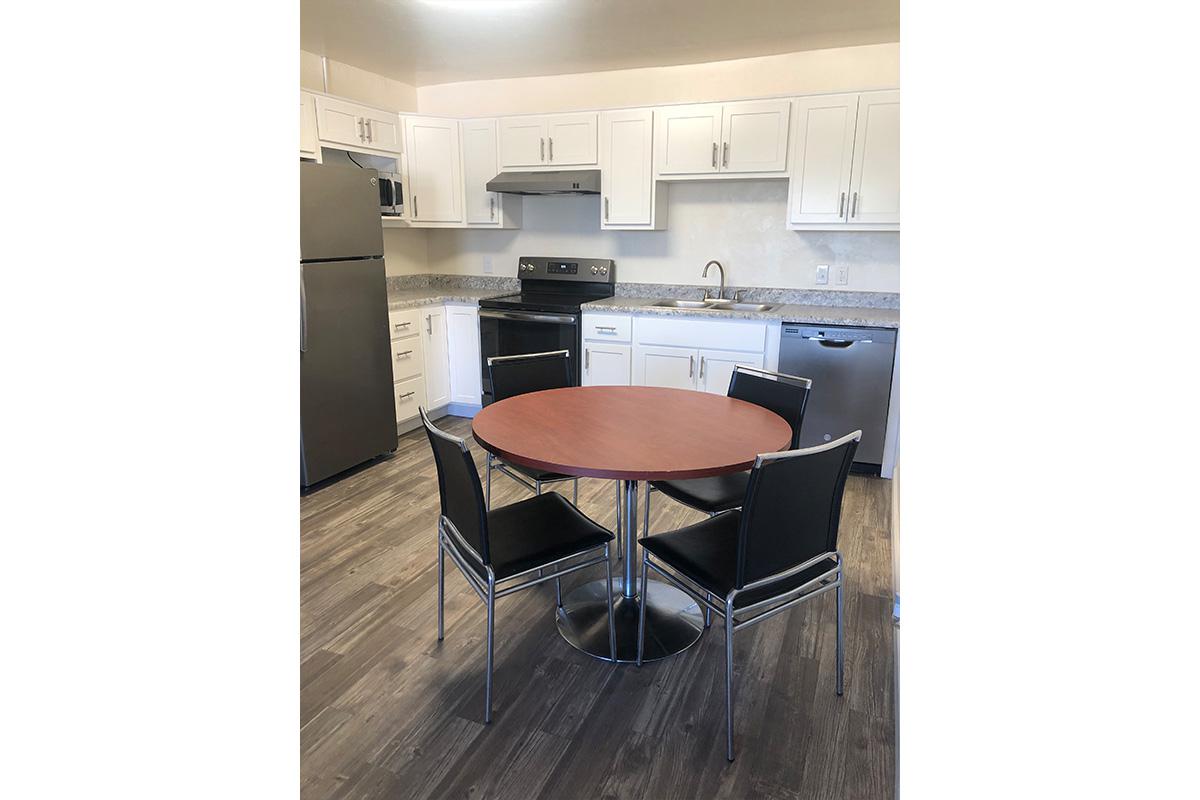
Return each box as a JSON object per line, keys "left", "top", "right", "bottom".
{"left": 649, "top": 298, "right": 779, "bottom": 313}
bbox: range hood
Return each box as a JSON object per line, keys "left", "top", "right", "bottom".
{"left": 485, "top": 170, "right": 600, "bottom": 195}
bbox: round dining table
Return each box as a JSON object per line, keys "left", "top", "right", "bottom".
{"left": 471, "top": 385, "right": 792, "bottom": 663}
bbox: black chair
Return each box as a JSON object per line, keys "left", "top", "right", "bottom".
{"left": 421, "top": 408, "right": 616, "bottom": 723}
{"left": 645, "top": 365, "right": 812, "bottom": 527}
{"left": 636, "top": 430, "right": 860, "bottom": 761}
{"left": 485, "top": 350, "right": 580, "bottom": 509}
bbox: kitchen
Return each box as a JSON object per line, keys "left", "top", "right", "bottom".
{"left": 299, "top": 2, "right": 900, "bottom": 796}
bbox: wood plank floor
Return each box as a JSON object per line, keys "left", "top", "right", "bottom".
{"left": 301, "top": 415, "right": 896, "bottom": 800}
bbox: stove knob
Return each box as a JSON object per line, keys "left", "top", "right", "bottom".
{"left": 590, "top": 265, "right": 599, "bottom": 275}
{"left": 599, "top": 266, "right": 608, "bottom": 275}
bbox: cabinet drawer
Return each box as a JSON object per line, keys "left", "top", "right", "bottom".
{"left": 394, "top": 375, "right": 425, "bottom": 423}
{"left": 390, "top": 337, "right": 423, "bottom": 382}
{"left": 583, "top": 314, "right": 632, "bottom": 342}
{"left": 388, "top": 309, "right": 422, "bottom": 339}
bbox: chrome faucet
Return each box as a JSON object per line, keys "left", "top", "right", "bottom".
{"left": 702, "top": 260, "right": 726, "bottom": 300}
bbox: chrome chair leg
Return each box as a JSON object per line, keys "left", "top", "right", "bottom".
{"left": 614, "top": 482, "right": 622, "bottom": 560}
{"left": 605, "top": 544, "right": 617, "bottom": 662}
{"left": 485, "top": 577, "right": 496, "bottom": 724}
{"left": 836, "top": 580, "right": 845, "bottom": 697}
{"left": 437, "top": 537, "right": 445, "bottom": 641}
{"left": 555, "top": 565, "right": 562, "bottom": 608}
{"left": 485, "top": 453, "right": 493, "bottom": 509}
{"left": 635, "top": 552, "right": 650, "bottom": 666}
{"left": 704, "top": 593, "right": 713, "bottom": 629}
{"left": 573, "top": 478, "right": 579, "bottom": 504}
{"left": 725, "top": 597, "right": 735, "bottom": 761}
{"left": 536, "top": 480, "right": 544, "bottom": 579}
{"left": 643, "top": 485, "right": 651, "bottom": 536}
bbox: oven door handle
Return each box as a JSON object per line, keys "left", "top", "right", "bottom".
{"left": 479, "top": 309, "right": 578, "bottom": 325}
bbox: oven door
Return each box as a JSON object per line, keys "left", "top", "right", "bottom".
{"left": 478, "top": 309, "right": 579, "bottom": 404}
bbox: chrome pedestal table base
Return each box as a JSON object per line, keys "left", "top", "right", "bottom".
{"left": 555, "top": 479, "right": 705, "bottom": 662}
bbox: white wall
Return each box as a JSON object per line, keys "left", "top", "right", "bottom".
{"left": 425, "top": 181, "right": 898, "bottom": 291}
{"left": 416, "top": 43, "right": 899, "bottom": 116}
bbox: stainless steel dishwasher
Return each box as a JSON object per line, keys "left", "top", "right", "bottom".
{"left": 779, "top": 324, "right": 897, "bottom": 471}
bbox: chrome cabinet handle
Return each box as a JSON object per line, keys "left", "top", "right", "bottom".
{"left": 722, "top": 142, "right": 729, "bottom": 167}
{"left": 395, "top": 350, "right": 413, "bottom": 359}
{"left": 394, "top": 321, "right": 411, "bottom": 331}
{"left": 851, "top": 192, "right": 859, "bottom": 218}
{"left": 490, "top": 196, "right": 495, "bottom": 219}
{"left": 604, "top": 196, "right": 610, "bottom": 221}
{"left": 548, "top": 137, "right": 553, "bottom": 161}
{"left": 585, "top": 348, "right": 590, "bottom": 370}
{"left": 365, "top": 118, "right": 372, "bottom": 142}
{"left": 398, "top": 391, "right": 415, "bottom": 400}
{"left": 299, "top": 266, "right": 307, "bottom": 353}
{"left": 689, "top": 355, "right": 695, "bottom": 378}
{"left": 699, "top": 356, "right": 706, "bottom": 379}
{"left": 357, "top": 118, "right": 365, "bottom": 142}
{"left": 838, "top": 192, "right": 846, "bottom": 218}
{"left": 540, "top": 137, "right": 545, "bottom": 161}
{"left": 711, "top": 142, "right": 717, "bottom": 168}
{"left": 595, "top": 325, "right": 617, "bottom": 332}
{"left": 412, "top": 195, "right": 418, "bottom": 217}
{"left": 425, "top": 314, "right": 432, "bottom": 335}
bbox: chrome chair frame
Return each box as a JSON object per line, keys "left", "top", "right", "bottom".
{"left": 484, "top": 349, "right": 580, "bottom": 510}
{"left": 635, "top": 433, "right": 859, "bottom": 761}
{"left": 428, "top": 418, "right": 617, "bottom": 724}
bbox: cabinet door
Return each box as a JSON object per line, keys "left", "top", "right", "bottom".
{"left": 788, "top": 94, "right": 859, "bottom": 225}
{"left": 405, "top": 117, "right": 463, "bottom": 222}
{"left": 445, "top": 306, "right": 482, "bottom": 405}
{"left": 462, "top": 119, "right": 501, "bottom": 224}
{"left": 422, "top": 307, "right": 451, "bottom": 408}
{"left": 583, "top": 342, "right": 632, "bottom": 386}
{"left": 545, "top": 113, "right": 597, "bottom": 166}
{"left": 634, "top": 344, "right": 697, "bottom": 390}
{"left": 600, "top": 109, "right": 654, "bottom": 227}
{"left": 498, "top": 116, "right": 546, "bottom": 167}
{"left": 300, "top": 92, "right": 319, "bottom": 159}
{"left": 848, "top": 90, "right": 900, "bottom": 225}
{"left": 698, "top": 350, "right": 764, "bottom": 395}
{"left": 361, "top": 109, "right": 402, "bottom": 154}
{"left": 654, "top": 104, "right": 722, "bottom": 175}
{"left": 720, "top": 100, "right": 790, "bottom": 173}
{"left": 314, "top": 95, "right": 367, "bottom": 149}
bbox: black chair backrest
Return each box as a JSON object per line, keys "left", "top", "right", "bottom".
{"left": 420, "top": 408, "right": 490, "bottom": 565}
{"left": 727, "top": 366, "right": 812, "bottom": 449}
{"left": 734, "top": 431, "right": 860, "bottom": 590}
{"left": 488, "top": 350, "right": 573, "bottom": 403}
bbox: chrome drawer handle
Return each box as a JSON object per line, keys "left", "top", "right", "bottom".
{"left": 595, "top": 325, "right": 617, "bottom": 332}
{"left": 394, "top": 322, "right": 411, "bottom": 330}
{"left": 398, "top": 391, "right": 415, "bottom": 400}
{"left": 395, "top": 350, "right": 413, "bottom": 359}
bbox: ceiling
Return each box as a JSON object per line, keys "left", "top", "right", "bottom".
{"left": 300, "top": 0, "right": 899, "bottom": 87}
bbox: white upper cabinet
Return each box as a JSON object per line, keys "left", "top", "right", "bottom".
{"left": 848, "top": 90, "right": 900, "bottom": 226}
{"left": 460, "top": 119, "right": 520, "bottom": 228}
{"left": 654, "top": 104, "right": 722, "bottom": 175}
{"left": 720, "top": 100, "right": 791, "bottom": 173}
{"left": 404, "top": 116, "right": 463, "bottom": 223}
{"left": 787, "top": 93, "right": 859, "bottom": 226}
{"left": 314, "top": 95, "right": 403, "bottom": 156}
{"left": 599, "top": 109, "right": 665, "bottom": 230}
{"left": 300, "top": 92, "right": 319, "bottom": 160}
{"left": 788, "top": 90, "right": 899, "bottom": 230}
{"left": 655, "top": 101, "right": 790, "bottom": 178}
{"left": 499, "top": 112, "right": 597, "bottom": 168}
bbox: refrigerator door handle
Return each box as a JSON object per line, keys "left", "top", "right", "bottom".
{"left": 300, "top": 266, "right": 308, "bottom": 353}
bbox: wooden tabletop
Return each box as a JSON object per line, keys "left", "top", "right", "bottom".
{"left": 471, "top": 386, "right": 793, "bottom": 481}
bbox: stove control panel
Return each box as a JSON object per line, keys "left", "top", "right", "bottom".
{"left": 516, "top": 256, "right": 615, "bottom": 284}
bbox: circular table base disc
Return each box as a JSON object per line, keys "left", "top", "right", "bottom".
{"left": 556, "top": 577, "right": 706, "bottom": 663}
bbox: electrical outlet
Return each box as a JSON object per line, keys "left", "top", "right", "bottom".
{"left": 483, "top": 256, "right": 493, "bottom": 274}
{"left": 815, "top": 264, "right": 829, "bottom": 285}
{"left": 835, "top": 265, "right": 849, "bottom": 285}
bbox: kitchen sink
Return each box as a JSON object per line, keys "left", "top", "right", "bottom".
{"left": 650, "top": 298, "right": 780, "bottom": 313}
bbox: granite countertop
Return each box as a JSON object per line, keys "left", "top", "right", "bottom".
{"left": 386, "top": 287, "right": 512, "bottom": 310}
{"left": 582, "top": 296, "right": 900, "bottom": 328}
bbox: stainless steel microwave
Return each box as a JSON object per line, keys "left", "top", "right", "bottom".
{"left": 378, "top": 171, "right": 403, "bottom": 216}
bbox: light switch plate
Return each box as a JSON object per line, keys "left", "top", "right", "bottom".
{"left": 835, "top": 265, "right": 849, "bottom": 285}
{"left": 815, "top": 264, "right": 829, "bottom": 285}
{"left": 483, "top": 256, "right": 493, "bottom": 274}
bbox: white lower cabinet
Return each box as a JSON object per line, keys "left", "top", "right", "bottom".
{"left": 393, "top": 375, "right": 425, "bottom": 423}
{"left": 583, "top": 342, "right": 632, "bottom": 386}
{"left": 634, "top": 344, "right": 697, "bottom": 389}
{"left": 621, "top": 313, "right": 770, "bottom": 392}
{"left": 421, "top": 307, "right": 451, "bottom": 408}
{"left": 445, "top": 305, "right": 482, "bottom": 405}
{"left": 698, "top": 349, "right": 764, "bottom": 394}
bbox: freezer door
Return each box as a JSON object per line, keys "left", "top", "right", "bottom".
{"left": 301, "top": 258, "right": 396, "bottom": 486}
{"left": 300, "top": 162, "right": 385, "bottom": 261}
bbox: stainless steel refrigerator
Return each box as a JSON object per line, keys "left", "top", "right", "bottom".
{"left": 300, "top": 162, "right": 396, "bottom": 488}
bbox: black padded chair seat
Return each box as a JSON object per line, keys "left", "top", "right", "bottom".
{"left": 465, "top": 492, "right": 613, "bottom": 580}
{"left": 638, "top": 511, "right": 838, "bottom": 609}
{"left": 650, "top": 471, "right": 749, "bottom": 514}
{"left": 500, "top": 457, "right": 573, "bottom": 484}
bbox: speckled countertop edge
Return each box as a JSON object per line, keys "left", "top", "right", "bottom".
{"left": 582, "top": 296, "right": 900, "bottom": 328}
{"left": 386, "top": 288, "right": 513, "bottom": 311}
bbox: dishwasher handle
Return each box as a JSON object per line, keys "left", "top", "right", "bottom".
{"left": 812, "top": 338, "right": 862, "bottom": 348}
